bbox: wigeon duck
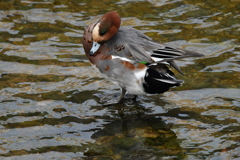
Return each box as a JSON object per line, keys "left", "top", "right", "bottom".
{"left": 82, "top": 11, "right": 203, "bottom": 104}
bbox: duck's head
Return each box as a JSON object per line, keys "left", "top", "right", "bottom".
{"left": 90, "top": 11, "right": 121, "bottom": 56}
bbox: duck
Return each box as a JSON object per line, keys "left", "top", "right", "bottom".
{"left": 82, "top": 11, "right": 203, "bottom": 104}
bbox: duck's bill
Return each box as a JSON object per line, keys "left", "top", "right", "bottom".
{"left": 90, "top": 42, "right": 101, "bottom": 56}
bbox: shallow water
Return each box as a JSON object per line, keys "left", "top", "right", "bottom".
{"left": 0, "top": 0, "right": 240, "bottom": 159}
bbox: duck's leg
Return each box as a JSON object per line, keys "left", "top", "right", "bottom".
{"left": 101, "top": 88, "right": 126, "bottom": 106}
{"left": 118, "top": 88, "right": 127, "bottom": 103}
{"left": 118, "top": 88, "right": 137, "bottom": 102}
{"left": 132, "top": 95, "right": 137, "bottom": 102}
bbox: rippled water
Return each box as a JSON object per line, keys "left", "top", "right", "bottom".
{"left": 0, "top": 0, "right": 239, "bottom": 159}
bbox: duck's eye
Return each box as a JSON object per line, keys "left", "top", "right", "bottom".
{"left": 99, "top": 21, "right": 111, "bottom": 36}
{"left": 99, "top": 27, "right": 108, "bottom": 36}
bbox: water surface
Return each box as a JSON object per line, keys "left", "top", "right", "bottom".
{"left": 0, "top": 0, "right": 239, "bottom": 159}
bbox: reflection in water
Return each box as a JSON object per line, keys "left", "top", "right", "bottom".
{"left": 0, "top": 0, "right": 239, "bottom": 159}
{"left": 84, "top": 106, "right": 184, "bottom": 159}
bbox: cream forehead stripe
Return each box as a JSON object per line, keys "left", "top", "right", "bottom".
{"left": 92, "top": 23, "right": 100, "bottom": 41}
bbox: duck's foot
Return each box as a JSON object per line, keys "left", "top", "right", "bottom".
{"left": 99, "top": 88, "right": 137, "bottom": 106}
{"left": 101, "top": 99, "right": 120, "bottom": 106}
{"left": 125, "top": 95, "right": 137, "bottom": 102}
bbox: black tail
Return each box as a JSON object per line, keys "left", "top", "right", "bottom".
{"left": 143, "top": 64, "right": 182, "bottom": 94}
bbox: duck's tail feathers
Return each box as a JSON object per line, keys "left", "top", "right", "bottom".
{"left": 143, "top": 64, "right": 183, "bottom": 94}
{"left": 168, "top": 60, "right": 183, "bottom": 75}
{"left": 181, "top": 49, "right": 204, "bottom": 58}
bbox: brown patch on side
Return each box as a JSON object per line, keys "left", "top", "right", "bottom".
{"left": 136, "top": 63, "right": 146, "bottom": 70}
{"left": 101, "top": 54, "right": 112, "bottom": 60}
{"left": 121, "top": 61, "right": 135, "bottom": 70}
{"left": 104, "top": 65, "right": 110, "bottom": 71}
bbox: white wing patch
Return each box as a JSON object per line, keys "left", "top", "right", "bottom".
{"left": 112, "top": 55, "right": 132, "bottom": 62}
{"left": 151, "top": 57, "right": 163, "bottom": 62}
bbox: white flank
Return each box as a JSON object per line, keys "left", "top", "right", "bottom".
{"left": 134, "top": 68, "right": 147, "bottom": 80}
